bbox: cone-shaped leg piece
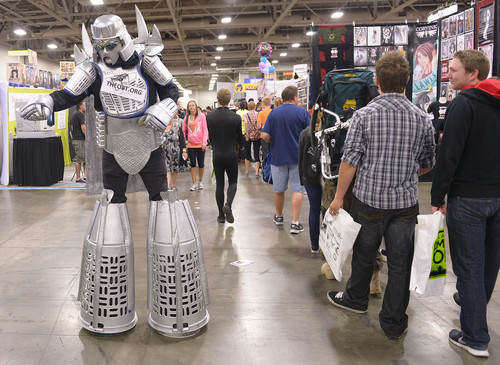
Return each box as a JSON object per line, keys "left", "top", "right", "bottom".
{"left": 77, "top": 190, "right": 138, "bottom": 334}
{"left": 147, "top": 190, "right": 210, "bottom": 337}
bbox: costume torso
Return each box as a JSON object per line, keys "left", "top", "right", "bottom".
{"left": 95, "top": 61, "right": 163, "bottom": 174}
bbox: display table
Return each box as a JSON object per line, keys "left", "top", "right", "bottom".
{"left": 13, "top": 136, "right": 64, "bottom": 186}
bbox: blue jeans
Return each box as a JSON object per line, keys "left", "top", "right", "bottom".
{"left": 305, "top": 184, "right": 322, "bottom": 250}
{"left": 343, "top": 197, "right": 418, "bottom": 337}
{"left": 446, "top": 196, "right": 500, "bottom": 350}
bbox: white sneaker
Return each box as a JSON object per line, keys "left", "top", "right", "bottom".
{"left": 190, "top": 184, "right": 198, "bottom": 191}
{"left": 198, "top": 181, "right": 204, "bottom": 190}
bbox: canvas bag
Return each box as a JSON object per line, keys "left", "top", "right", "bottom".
{"left": 319, "top": 209, "right": 362, "bottom": 281}
{"left": 409, "top": 212, "right": 447, "bottom": 297}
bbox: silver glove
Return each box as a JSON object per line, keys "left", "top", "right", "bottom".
{"left": 139, "top": 98, "right": 177, "bottom": 132}
{"left": 20, "top": 95, "right": 54, "bottom": 121}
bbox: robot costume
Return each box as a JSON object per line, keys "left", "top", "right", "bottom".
{"left": 21, "top": 7, "right": 209, "bottom": 337}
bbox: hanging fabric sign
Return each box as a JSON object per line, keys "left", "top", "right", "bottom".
{"left": 411, "top": 24, "right": 439, "bottom": 111}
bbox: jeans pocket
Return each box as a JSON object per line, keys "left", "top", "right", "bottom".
{"left": 455, "top": 197, "right": 488, "bottom": 224}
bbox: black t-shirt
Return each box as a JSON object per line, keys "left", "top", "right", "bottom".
{"left": 206, "top": 107, "right": 244, "bottom": 159}
{"left": 70, "top": 110, "right": 85, "bottom": 140}
{"left": 427, "top": 101, "right": 449, "bottom": 130}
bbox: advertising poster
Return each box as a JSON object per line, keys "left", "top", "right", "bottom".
{"left": 354, "top": 27, "right": 367, "bottom": 46}
{"left": 478, "top": 3, "right": 494, "bottom": 45}
{"left": 411, "top": 24, "right": 439, "bottom": 110}
{"left": 381, "top": 26, "right": 394, "bottom": 45}
{"left": 367, "top": 26, "right": 381, "bottom": 46}
{"left": 395, "top": 25, "right": 409, "bottom": 45}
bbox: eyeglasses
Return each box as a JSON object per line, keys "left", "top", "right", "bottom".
{"left": 93, "top": 40, "right": 120, "bottom": 52}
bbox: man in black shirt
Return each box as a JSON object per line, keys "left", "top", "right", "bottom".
{"left": 70, "top": 101, "right": 86, "bottom": 182}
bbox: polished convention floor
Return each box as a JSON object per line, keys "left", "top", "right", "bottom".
{"left": 0, "top": 161, "right": 498, "bottom": 365}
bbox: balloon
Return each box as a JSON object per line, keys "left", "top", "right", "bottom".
{"left": 259, "top": 62, "right": 266, "bottom": 68}
{"left": 269, "top": 66, "right": 275, "bottom": 73}
{"left": 260, "top": 56, "right": 267, "bottom": 63}
{"left": 263, "top": 69, "right": 269, "bottom": 74}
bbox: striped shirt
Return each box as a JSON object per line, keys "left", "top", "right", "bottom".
{"left": 342, "top": 93, "right": 435, "bottom": 209}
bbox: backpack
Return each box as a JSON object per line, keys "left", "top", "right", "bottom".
{"left": 262, "top": 152, "right": 273, "bottom": 184}
{"left": 244, "top": 111, "right": 260, "bottom": 141}
{"left": 318, "top": 69, "right": 379, "bottom": 128}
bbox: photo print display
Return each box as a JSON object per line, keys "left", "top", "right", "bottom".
{"left": 449, "top": 15, "right": 457, "bottom": 37}
{"left": 441, "top": 38, "right": 449, "bottom": 60}
{"left": 354, "top": 27, "right": 367, "bottom": 46}
{"left": 465, "top": 9, "right": 474, "bottom": 32}
{"left": 478, "top": 43, "right": 494, "bottom": 78}
{"left": 457, "top": 34, "right": 465, "bottom": 51}
{"left": 457, "top": 12, "right": 464, "bottom": 34}
{"left": 440, "top": 82, "right": 449, "bottom": 99}
{"left": 368, "top": 26, "right": 381, "bottom": 46}
{"left": 382, "top": 26, "right": 394, "bottom": 45}
{"left": 465, "top": 32, "right": 474, "bottom": 50}
{"left": 448, "top": 37, "right": 457, "bottom": 58}
{"left": 478, "top": 4, "right": 494, "bottom": 45}
{"left": 367, "top": 47, "right": 379, "bottom": 66}
{"left": 441, "top": 61, "right": 449, "bottom": 81}
{"left": 394, "top": 25, "right": 409, "bottom": 45}
{"left": 441, "top": 18, "right": 449, "bottom": 39}
{"left": 354, "top": 47, "right": 368, "bottom": 66}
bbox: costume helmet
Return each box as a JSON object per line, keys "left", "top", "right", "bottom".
{"left": 91, "top": 15, "right": 134, "bottom": 65}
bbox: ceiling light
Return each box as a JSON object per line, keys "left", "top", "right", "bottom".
{"left": 280, "top": 52, "right": 287, "bottom": 57}
{"left": 306, "top": 30, "right": 314, "bottom": 36}
{"left": 216, "top": 46, "right": 224, "bottom": 51}
{"left": 14, "top": 29, "right": 27, "bottom": 36}
{"left": 218, "top": 34, "right": 227, "bottom": 40}
{"left": 211, "top": 63, "right": 217, "bottom": 66}
{"left": 47, "top": 43, "right": 58, "bottom": 49}
{"left": 212, "top": 74, "right": 218, "bottom": 77}
{"left": 221, "top": 17, "right": 232, "bottom": 24}
{"left": 272, "top": 60, "right": 278, "bottom": 64}
{"left": 331, "top": 11, "right": 344, "bottom": 19}
{"left": 215, "top": 56, "right": 221, "bottom": 60}
{"left": 71, "top": 54, "right": 75, "bottom": 58}
{"left": 292, "top": 43, "right": 300, "bottom": 48}
{"left": 91, "top": 0, "right": 104, "bottom": 5}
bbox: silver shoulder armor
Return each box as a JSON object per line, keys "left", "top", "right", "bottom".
{"left": 64, "top": 62, "right": 97, "bottom": 96}
{"left": 142, "top": 55, "right": 173, "bottom": 86}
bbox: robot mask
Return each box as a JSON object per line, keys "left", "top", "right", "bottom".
{"left": 91, "top": 14, "right": 134, "bottom": 65}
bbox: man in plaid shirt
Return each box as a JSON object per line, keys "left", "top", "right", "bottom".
{"left": 327, "top": 51, "right": 435, "bottom": 340}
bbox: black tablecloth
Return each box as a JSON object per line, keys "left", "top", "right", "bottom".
{"left": 13, "top": 137, "right": 65, "bottom": 186}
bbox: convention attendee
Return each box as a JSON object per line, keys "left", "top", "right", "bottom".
{"left": 206, "top": 88, "right": 244, "bottom": 223}
{"left": 431, "top": 50, "right": 500, "bottom": 358}
{"left": 261, "top": 85, "right": 311, "bottom": 234}
{"left": 236, "top": 100, "right": 248, "bottom": 163}
{"left": 427, "top": 96, "right": 449, "bottom": 144}
{"left": 273, "top": 97, "right": 283, "bottom": 109}
{"left": 183, "top": 100, "right": 208, "bottom": 191}
{"left": 70, "top": 100, "right": 86, "bottom": 183}
{"left": 244, "top": 101, "right": 261, "bottom": 177}
{"left": 164, "top": 114, "right": 187, "bottom": 190}
{"left": 258, "top": 97, "right": 272, "bottom": 158}
{"left": 327, "top": 51, "right": 435, "bottom": 340}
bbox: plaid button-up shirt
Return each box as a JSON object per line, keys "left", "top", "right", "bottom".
{"left": 342, "top": 93, "right": 435, "bottom": 209}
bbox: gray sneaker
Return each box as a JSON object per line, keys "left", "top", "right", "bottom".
{"left": 290, "top": 222, "right": 304, "bottom": 234}
{"left": 198, "top": 181, "right": 204, "bottom": 190}
{"left": 190, "top": 184, "right": 198, "bottom": 191}
{"left": 273, "top": 215, "right": 284, "bottom": 226}
{"left": 449, "top": 329, "right": 489, "bottom": 357}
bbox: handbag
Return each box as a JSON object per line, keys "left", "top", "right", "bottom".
{"left": 409, "top": 212, "right": 446, "bottom": 297}
{"left": 319, "top": 209, "right": 362, "bottom": 281}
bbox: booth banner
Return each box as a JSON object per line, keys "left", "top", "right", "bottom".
{"left": 411, "top": 24, "right": 439, "bottom": 111}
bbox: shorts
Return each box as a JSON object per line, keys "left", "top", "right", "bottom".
{"left": 188, "top": 147, "right": 205, "bottom": 168}
{"left": 270, "top": 164, "right": 305, "bottom": 193}
{"left": 72, "top": 139, "right": 86, "bottom": 163}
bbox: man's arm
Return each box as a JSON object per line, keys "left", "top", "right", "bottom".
{"left": 329, "top": 161, "right": 357, "bottom": 215}
{"left": 261, "top": 132, "right": 271, "bottom": 142}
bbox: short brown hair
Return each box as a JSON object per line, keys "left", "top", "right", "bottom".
{"left": 248, "top": 101, "right": 256, "bottom": 110}
{"left": 375, "top": 51, "right": 410, "bottom": 93}
{"left": 217, "top": 88, "right": 231, "bottom": 106}
{"left": 274, "top": 97, "right": 283, "bottom": 107}
{"left": 453, "top": 50, "right": 490, "bottom": 81}
{"left": 262, "top": 97, "right": 271, "bottom": 106}
{"left": 281, "top": 85, "right": 298, "bottom": 102}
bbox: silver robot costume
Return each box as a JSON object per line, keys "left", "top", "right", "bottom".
{"left": 20, "top": 6, "right": 209, "bottom": 337}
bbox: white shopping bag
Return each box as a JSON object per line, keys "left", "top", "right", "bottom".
{"left": 409, "top": 211, "right": 446, "bottom": 297}
{"left": 319, "top": 209, "right": 362, "bottom": 282}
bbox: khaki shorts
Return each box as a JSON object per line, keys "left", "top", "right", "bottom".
{"left": 72, "top": 139, "right": 86, "bottom": 163}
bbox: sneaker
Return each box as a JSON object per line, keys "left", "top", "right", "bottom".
{"left": 222, "top": 204, "right": 234, "bottom": 223}
{"left": 311, "top": 247, "right": 320, "bottom": 254}
{"left": 326, "top": 291, "right": 367, "bottom": 314}
{"left": 290, "top": 222, "right": 304, "bottom": 234}
{"left": 76, "top": 179, "right": 85, "bottom": 183}
{"left": 384, "top": 328, "right": 408, "bottom": 340}
{"left": 273, "top": 215, "right": 284, "bottom": 226}
{"left": 190, "top": 184, "right": 198, "bottom": 191}
{"left": 217, "top": 215, "right": 225, "bottom": 223}
{"left": 255, "top": 174, "right": 260, "bottom": 179}
{"left": 453, "top": 292, "right": 460, "bottom": 307}
{"left": 198, "top": 181, "right": 204, "bottom": 190}
{"left": 449, "top": 329, "right": 489, "bottom": 357}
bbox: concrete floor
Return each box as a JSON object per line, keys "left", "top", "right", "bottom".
{"left": 0, "top": 162, "right": 498, "bottom": 365}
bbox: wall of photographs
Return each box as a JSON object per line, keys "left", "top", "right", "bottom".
{"left": 477, "top": 0, "right": 495, "bottom": 77}
{"left": 7, "top": 63, "right": 62, "bottom": 90}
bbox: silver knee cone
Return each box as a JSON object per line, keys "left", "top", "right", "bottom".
{"left": 147, "top": 190, "right": 210, "bottom": 337}
{"left": 77, "top": 190, "right": 138, "bottom": 334}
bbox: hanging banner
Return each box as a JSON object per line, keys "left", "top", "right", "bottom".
{"left": 411, "top": 24, "right": 439, "bottom": 111}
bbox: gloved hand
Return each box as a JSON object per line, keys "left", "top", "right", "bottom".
{"left": 20, "top": 95, "right": 54, "bottom": 121}
{"left": 139, "top": 98, "right": 177, "bottom": 132}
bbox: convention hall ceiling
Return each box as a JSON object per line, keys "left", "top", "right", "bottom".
{"left": 1, "top": 0, "right": 472, "bottom": 89}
